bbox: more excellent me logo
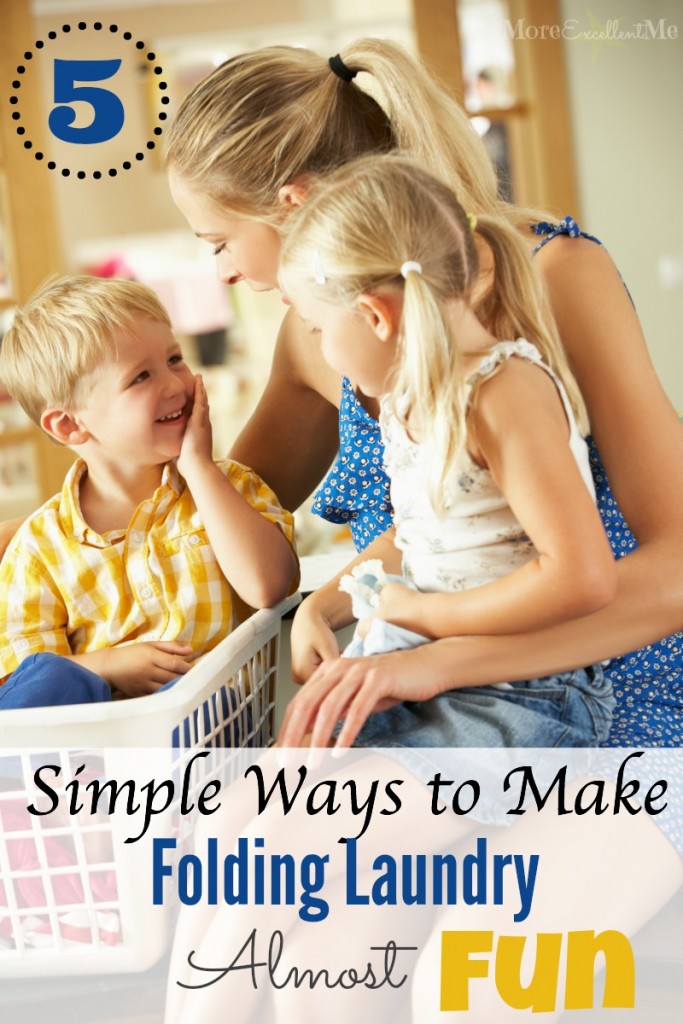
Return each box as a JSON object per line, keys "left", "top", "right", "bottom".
{"left": 9, "top": 21, "right": 168, "bottom": 179}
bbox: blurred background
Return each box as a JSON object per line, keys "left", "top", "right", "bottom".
{"left": 1, "top": 0, "right": 681, "bottom": 553}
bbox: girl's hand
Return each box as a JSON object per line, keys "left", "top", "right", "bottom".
{"left": 355, "top": 583, "right": 431, "bottom": 641}
{"left": 178, "top": 375, "right": 213, "bottom": 478}
{"left": 289, "top": 594, "right": 341, "bottom": 683}
{"left": 278, "top": 645, "right": 442, "bottom": 749}
{"left": 374, "top": 581, "right": 424, "bottom": 630}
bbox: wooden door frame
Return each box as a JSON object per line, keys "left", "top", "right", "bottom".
{"left": 411, "top": 0, "right": 581, "bottom": 218}
{"left": 0, "top": 0, "right": 72, "bottom": 498}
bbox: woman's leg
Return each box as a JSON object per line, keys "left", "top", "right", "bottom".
{"left": 412, "top": 784, "right": 683, "bottom": 1024}
{"left": 163, "top": 749, "right": 478, "bottom": 1024}
{"left": 271, "top": 871, "right": 434, "bottom": 1024}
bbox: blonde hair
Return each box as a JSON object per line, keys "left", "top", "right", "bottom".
{"left": 165, "top": 37, "right": 544, "bottom": 227}
{"left": 0, "top": 275, "right": 170, "bottom": 425}
{"left": 280, "top": 154, "right": 587, "bottom": 510}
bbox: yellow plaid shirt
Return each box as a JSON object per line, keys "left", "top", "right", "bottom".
{"left": 0, "top": 458, "right": 296, "bottom": 681}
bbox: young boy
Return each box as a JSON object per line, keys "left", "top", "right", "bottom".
{"left": 0, "top": 275, "right": 298, "bottom": 708}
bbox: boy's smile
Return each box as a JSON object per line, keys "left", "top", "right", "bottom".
{"left": 156, "top": 409, "right": 185, "bottom": 424}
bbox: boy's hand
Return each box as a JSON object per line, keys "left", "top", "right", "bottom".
{"left": 178, "top": 374, "right": 213, "bottom": 478}
{"left": 98, "top": 641, "right": 194, "bottom": 697}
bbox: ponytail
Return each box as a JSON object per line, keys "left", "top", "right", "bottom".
{"left": 472, "top": 215, "right": 588, "bottom": 432}
{"left": 165, "top": 37, "right": 551, "bottom": 228}
{"left": 280, "top": 153, "right": 586, "bottom": 511}
{"left": 393, "top": 270, "right": 468, "bottom": 511}
{"left": 335, "top": 38, "right": 501, "bottom": 217}
{"left": 165, "top": 45, "right": 394, "bottom": 220}
{"left": 280, "top": 154, "right": 478, "bottom": 512}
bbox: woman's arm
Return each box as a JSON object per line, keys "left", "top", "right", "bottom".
{"left": 229, "top": 307, "right": 341, "bottom": 511}
{"left": 375, "top": 358, "right": 616, "bottom": 639}
{"left": 536, "top": 234, "right": 683, "bottom": 641}
{"left": 280, "top": 524, "right": 680, "bottom": 750}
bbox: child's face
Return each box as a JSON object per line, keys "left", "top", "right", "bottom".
{"left": 280, "top": 272, "right": 398, "bottom": 398}
{"left": 75, "top": 317, "right": 195, "bottom": 466}
{"left": 169, "top": 173, "right": 282, "bottom": 291}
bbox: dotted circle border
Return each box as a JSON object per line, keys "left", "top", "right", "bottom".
{"left": 9, "top": 22, "right": 170, "bottom": 179}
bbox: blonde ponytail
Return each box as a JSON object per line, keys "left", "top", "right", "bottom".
{"left": 335, "top": 38, "right": 501, "bottom": 216}
{"left": 165, "top": 44, "right": 394, "bottom": 220}
{"left": 472, "top": 215, "right": 588, "bottom": 432}
{"left": 165, "top": 37, "right": 550, "bottom": 228}
{"left": 396, "top": 271, "right": 469, "bottom": 510}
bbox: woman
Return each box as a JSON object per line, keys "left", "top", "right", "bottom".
{"left": 4, "top": 40, "right": 682, "bottom": 716}
{"left": 161, "top": 39, "right": 682, "bottom": 750}
{"left": 162, "top": 39, "right": 683, "bottom": 1024}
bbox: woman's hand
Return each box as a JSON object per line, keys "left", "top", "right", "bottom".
{"left": 278, "top": 644, "right": 446, "bottom": 749}
{"left": 177, "top": 374, "right": 213, "bottom": 479}
{"left": 289, "top": 593, "right": 341, "bottom": 683}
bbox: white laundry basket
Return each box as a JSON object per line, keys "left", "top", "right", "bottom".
{"left": 0, "top": 593, "right": 299, "bottom": 977}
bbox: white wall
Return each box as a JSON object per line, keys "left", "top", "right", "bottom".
{"left": 559, "top": 0, "right": 683, "bottom": 410}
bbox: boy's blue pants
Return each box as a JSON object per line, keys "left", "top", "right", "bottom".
{"left": 0, "top": 653, "right": 244, "bottom": 748}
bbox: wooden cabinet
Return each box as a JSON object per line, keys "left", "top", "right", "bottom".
{"left": 0, "top": 0, "right": 71, "bottom": 514}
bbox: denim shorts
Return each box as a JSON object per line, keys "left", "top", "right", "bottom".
{"left": 350, "top": 664, "right": 614, "bottom": 826}
{"left": 352, "top": 664, "right": 614, "bottom": 759}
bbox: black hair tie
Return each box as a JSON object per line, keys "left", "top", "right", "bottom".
{"left": 328, "top": 54, "right": 357, "bottom": 83}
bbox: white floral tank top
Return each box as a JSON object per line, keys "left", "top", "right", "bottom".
{"left": 380, "top": 339, "right": 595, "bottom": 593}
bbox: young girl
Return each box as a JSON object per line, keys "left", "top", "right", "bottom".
{"left": 278, "top": 154, "right": 616, "bottom": 752}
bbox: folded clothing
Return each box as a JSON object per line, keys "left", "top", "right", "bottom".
{"left": 339, "top": 559, "right": 430, "bottom": 657}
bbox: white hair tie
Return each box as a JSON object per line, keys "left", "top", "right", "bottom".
{"left": 312, "top": 249, "right": 327, "bottom": 285}
{"left": 400, "top": 260, "right": 422, "bottom": 279}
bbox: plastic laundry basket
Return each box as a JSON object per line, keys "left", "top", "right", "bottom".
{"left": 0, "top": 593, "right": 299, "bottom": 976}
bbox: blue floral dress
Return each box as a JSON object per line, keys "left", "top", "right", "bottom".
{"left": 312, "top": 216, "right": 683, "bottom": 750}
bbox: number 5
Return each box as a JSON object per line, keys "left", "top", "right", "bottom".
{"left": 49, "top": 59, "right": 125, "bottom": 144}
